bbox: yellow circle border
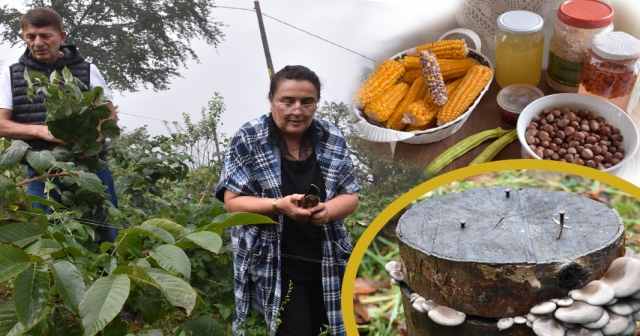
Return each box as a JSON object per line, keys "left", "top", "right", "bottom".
{"left": 342, "top": 159, "right": 640, "bottom": 335}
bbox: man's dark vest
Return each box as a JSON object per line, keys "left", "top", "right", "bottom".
{"left": 9, "top": 44, "right": 91, "bottom": 151}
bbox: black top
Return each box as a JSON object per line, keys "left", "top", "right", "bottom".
{"left": 280, "top": 151, "right": 326, "bottom": 281}
{"left": 267, "top": 114, "right": 327, "bottom": 281}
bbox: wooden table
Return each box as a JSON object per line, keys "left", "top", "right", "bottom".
{"left": 389, "top": 71, "right": 640, "bottom": 185}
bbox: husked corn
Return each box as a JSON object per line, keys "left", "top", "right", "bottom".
{"left": 365, "top": 82, "right": 409, "bottom": 122}
{"left": 353, "top": 60, "right": 405, "bottom": 109}
{"left": 437, "top": 65, "right": 493, "bottom": 124}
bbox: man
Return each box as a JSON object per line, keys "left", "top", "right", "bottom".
{"left": 0, "top": 7, "right": 118, "bottom": 243}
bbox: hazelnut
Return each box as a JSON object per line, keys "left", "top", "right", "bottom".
{"left": 538, "top": 131, "right": 550, "bottom": 141}
{"left": 581, "top": 148, "right": 594, "bottom": 160}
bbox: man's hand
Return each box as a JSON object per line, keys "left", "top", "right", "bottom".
{"left": 37, "top": 125, "right": 68, "bottom": 144}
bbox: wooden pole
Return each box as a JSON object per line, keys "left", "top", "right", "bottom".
{"left": 254, "top": 1, "right": 274, "bottom": 78}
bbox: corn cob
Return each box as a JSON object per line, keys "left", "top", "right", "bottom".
{"left": 422, "top": 127, "right": 509, "bottom": 179}
{"left": 439, "top": 58, "right": 477, "bottom": 80}
{"left": 437, "top": 65, "right": 493, "bottom": 124}
{"left": 386, "top": 79, "right": 428, "bottom": 130}
{"left": 353, "top": 60, "right": 405, "bottom": 109}
{"left": 407, "top": 39, "right": 468, "bottom": 59}
{"left": 420, "top": 50, "right": 448, "bottom": 106}
{"left": 402, "top": 100, "right": 438, "bottom": 126}
{"left": 403, "top": 69, "right": 422, "bottom": 85}
{"left": 365, "top": 82, "right": 409, "bottom": 122}
{"left": 399, "top": 56, "right": 421, "bottom": 70}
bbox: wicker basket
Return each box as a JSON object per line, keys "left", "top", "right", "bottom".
{"left": 350, "top": 28, "right": 494, "bottom": 144}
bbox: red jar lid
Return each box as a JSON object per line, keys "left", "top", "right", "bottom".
{"left": 558, "top": 0, "right": 614, "bottom": 29}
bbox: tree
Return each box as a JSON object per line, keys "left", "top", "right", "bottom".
{"left": 0, "top": 0, "right": 225, "bottom": 92}
{"left": 165, "top": 92, "right": 227, "bottom": 170}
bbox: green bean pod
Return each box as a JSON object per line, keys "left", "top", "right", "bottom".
{"left": 469, "top": 130, "right": 518, "bottom": 166}
{"left": 421, "top": 127, "right": 508, "bottom": 179}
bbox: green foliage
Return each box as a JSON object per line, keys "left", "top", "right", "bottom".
{"left": 165, "top": 93, "right": 229, "bottom": 170}
{"left": 0, "top": 73, "right": 273, "bottom": 334}
{"left": 0, "top": 0, "right": 225, "bottom": 92}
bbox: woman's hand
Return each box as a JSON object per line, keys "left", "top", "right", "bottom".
{"left": 276, "top": 194, "right": 313, "bottom": 222}
{"left": 308, "top": 203, "right": 330, "bottom": 227}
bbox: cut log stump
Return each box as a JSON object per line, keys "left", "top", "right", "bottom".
{"left": 397, "top": 187, "right": 625, "bottom": 335}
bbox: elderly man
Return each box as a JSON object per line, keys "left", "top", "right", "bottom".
{"left": 0, "top": 7, "right": 118, "bottom": 243}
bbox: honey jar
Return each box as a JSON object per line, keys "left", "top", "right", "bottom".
{"left": 578, "top": 31, "right": 640, "bottom": 111}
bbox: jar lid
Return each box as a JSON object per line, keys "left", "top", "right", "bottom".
{"left": 497, "top": 11, "right": 544, "bottom": 34}
{"left": 497, "top": 84, "right": 545, "bottom": 113}
{"left": 558, "top": 0, "right": 614, "bottom": 29}
{"left": 589, "top": 31, "right": 640, "bottom": 61}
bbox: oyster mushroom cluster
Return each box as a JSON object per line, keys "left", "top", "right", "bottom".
{"left": 385, "top": 261, "right": 467, "bottom": 326}
{"left": 385, "top": 252, "right": 640, "bottom": 335}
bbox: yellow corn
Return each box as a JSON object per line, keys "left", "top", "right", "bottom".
{"left": 408, "top": 39, "right": 468, "bottom": 59}
{"left": 445, "top": 77, "right": 464, "bottom": 95}
{"left": 402, "top": 100, "right": 438, "bottom": 127}
{"left": 399, "top": 56, "right": 421, "bottom": 70}
{"left": 437, "top": 65, "right": 493, "bottom": 124}
{"left": 353, "top": 60, "right": 405, "bottom": 109}
{"left": 386, "top": 79, "right": 428, "bottom": 130}
{"left": 403, "top": 69, "right": 423, "bottom": 85}
{"left": 420, "top": 50, "right": 448, "bottom": 106}
{"left": 365, "top": 82, "right": 409, "bottom": 122}
{"left": 439, "top": 58, "right": 477, "bottom": 80}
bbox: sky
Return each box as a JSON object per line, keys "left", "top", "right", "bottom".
{"left": 0, "top": 0, "right": 464, "bottom": 138}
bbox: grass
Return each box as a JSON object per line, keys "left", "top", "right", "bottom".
{"left": 355, "top": 169, "right": 640, "bottom": 335}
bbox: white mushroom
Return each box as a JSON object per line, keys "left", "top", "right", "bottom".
{"left": 557, "top": 296, "right": 574, "bottom": 307}
{"left": 413, "top": 297, "right": 427, "bottom": 313}
{"left": 625, "top": 247, "right": 635, "bottom": 257}
{"left": 528, "top": 313, "right": 546, "bottom": 323}
{"left": 532, "top": 317, "right": 564, "bottom": 336}
{"left": 427, "top": 306, "right": 466, "bottom": 326}
{"left": 514, "top": 316, "right": 527, "bottom": 324}
{"left": 600, "top": 257, "right": 640, "bottom": 298}
{"left": 385, "top": 261, "right": 401, "bottom": 273}
{"left": 497, "top": 317, "right": 514, "bottom": 330}
{"left": 390, "top": 278, "right": 400, "bottom": 285}
{"left": 605, "top": 298, "right": 618, "bottom": 306}
{"left": 565, "top": 326, "right": 604, "bottom": 336}
{"left": 607, "top": 300, "right": 634, "bottom": 315}
{"left": 526, "top": 321, "right": 532, "bottom": 328}
{"left": 409, "top": 293, "right": 420, "bottom": 302}
{"left": 601, "top": 311, "right": 629, "bottom": 335}
{"left": 582, "top": 309, "right": 609, "bottom": 329}
{"left": 625, "top": 298, "right": 640, "bottom": 312}
{"left": 554, "top": 301, "right": 604, "bottom": 324}
{"left": 569, "top": 280, "right": 615, "bottom": 306}
{"left": 421, "top": 299, "right": 439, "bottom": 312}
{"left": 390, "top": 270, "right": 404, "bottom": 282}
{"left": 619, "top": 315, "right": 636, "bottom": 335}
{"left": 531, "top": 300, "right": 557, "bottom": 315}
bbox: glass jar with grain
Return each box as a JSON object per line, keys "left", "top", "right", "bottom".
{"left": 579, "top": 31, "right": 640, "bottom": 111}
{"left": 495, "top": 10, "right": 545, "bottom": 88}
{"left": 547, "top": 0, "right": 614, "bottom": 93}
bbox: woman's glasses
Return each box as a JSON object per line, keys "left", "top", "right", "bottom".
{"left": 274, "top": 102, "right": 318, "bottom": 115}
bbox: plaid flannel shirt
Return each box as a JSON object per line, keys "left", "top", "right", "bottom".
{"left": 215, "top": 114, "right": 360, "bottom": 336}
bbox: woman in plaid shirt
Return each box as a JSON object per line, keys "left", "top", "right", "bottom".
{"left": 216, "top": 65, "right": 360, "bottom": 336}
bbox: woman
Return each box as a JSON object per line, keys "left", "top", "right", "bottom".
{"left": 215, "top": 65, "right": 360, "bottom": 336}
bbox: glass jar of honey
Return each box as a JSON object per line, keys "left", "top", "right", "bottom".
{"left": 495, "top": 10, "right": 545, "bottom": 88}
{"left": 578, "top": 31, "right": 640, "bottom": 111}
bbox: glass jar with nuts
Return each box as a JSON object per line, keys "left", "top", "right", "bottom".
{"left": 525, "top": 107, "right": 625, "bottom": 169}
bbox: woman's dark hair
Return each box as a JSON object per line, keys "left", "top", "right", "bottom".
{"left": 20, "top": 7, "right": 63, "bottom": 32}
{"left": 268, "top": 65, "right": 321, "bottom": 101}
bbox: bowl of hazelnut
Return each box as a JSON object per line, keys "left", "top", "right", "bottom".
{"left": 517, "top": 93, "right": 639, "bottom": 176}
